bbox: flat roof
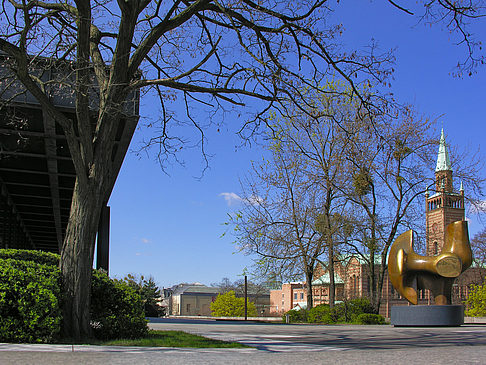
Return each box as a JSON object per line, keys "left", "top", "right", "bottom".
{"left": 0, "top": 57, "right": 139, "bottom": 253}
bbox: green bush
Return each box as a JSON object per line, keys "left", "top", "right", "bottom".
{"left": 210, "top": 291, "right": 257, "bottom": 317}
{"left": 355, "top": 313, "right": 385, "bottom": 325}
{"left": 308, "top": 304, "right": 333, "bottom": 324}
{"left": 0, "top": 248, "right": 60, "bottom": 267}
{"left": 0, "top": 249, "right": 149, "bottom": 342}
{"left": 282, "top": 308, "right": 308, "bottom": 323}
{"left": 90, "top": 270, "right": 148, "bottom": 340}
{"left": 0, "top": 258, "right": 62, "bottom": 343}
{"left": 465, "top": 279, "right": 486, "bottom": 317}
{"left": 330, "top": 298, "right": 374, "bottom": 323}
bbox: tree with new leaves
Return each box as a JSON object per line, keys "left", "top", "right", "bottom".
{"left": 465, "top": 278, "right": 486, "bottom": 317}
{"left": 233, "top": 83, "right": 362, "bottom": 308}
{"left": 233, "top": 137, "right": 325, "bottom": 308}
{"left": 0, "top": 0, "right": 394, "bottom": 339}
{"left": 210, "top": 290, "right": 257, "bottom": 317}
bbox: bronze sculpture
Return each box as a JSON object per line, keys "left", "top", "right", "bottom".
{"left": 388, "top": 220, "right": 472, "bottom": 305}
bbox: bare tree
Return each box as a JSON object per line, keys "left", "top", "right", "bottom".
{"left": 232, "top": 142, "right": 325, "bottom": 308}
{"left": 337, "top": 107, "right": 437, "bottom": 312}
{"left": 471, "top": 227, "right": 486, "bottom": 268}
{"left": 388, "top": 1, "right": 486, "bottom": 76}
{"left": 276, "top": 86, "right": 363, "bottom": 309}
{"left": 0, "top": 0, "right": 393, "bottom": 339}
{"left": 233, "top": 85, "right": 364, "bottom": 308}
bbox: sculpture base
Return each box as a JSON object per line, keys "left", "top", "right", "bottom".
{"left": 391, "top": 305, "right": 464, "bottom": 327}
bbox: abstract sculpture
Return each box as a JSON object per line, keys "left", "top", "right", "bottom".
{"left": 388, "top": 220, "right": 472, "bottom": 305}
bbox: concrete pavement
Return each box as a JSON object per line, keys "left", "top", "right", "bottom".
{"left": 1, "top": 319, "right": 485, "bottom": 364}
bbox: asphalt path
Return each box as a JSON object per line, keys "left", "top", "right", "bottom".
{"left": 1, "top": 318, "right": 485, "bottom": 364}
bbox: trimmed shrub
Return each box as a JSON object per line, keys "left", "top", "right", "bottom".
{"left": 308, "top": 304, "right": 333, "bottom": 324}
{"left": 282, "top": 308, "right": 308, "bottom": 323}
{"left": 355, "top": 313, "right": 385, "bottom": 325}
{"left": 0, "top": 258, "right": 62, "bottom": 343}
{"left": 90, "top": 270, "right": 148, "bottom": 340}
{"left": 0, "top": 248, "right": 60, "bottom": 267}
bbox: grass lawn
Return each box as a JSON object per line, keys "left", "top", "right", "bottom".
{"left": 98, "top": 330, "right": 249, "bottom": 348}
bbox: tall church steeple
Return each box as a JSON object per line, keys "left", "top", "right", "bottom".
{"left": 435, "top": 129, "right": 453, "bottom": 192}
{"left": 426, "top": 129, "right": 465, "bottom": 257}
{"left": 436, "top": 128, "right": 452, "bottom": 172}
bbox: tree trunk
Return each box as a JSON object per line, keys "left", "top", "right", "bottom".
{"left": 328, "top": 240, "right": 335, "bottom": 309}
{"left": 60, "top": 179, "right": 104, "bottom": 340}
{"left": 305, "top": 269, "right": 314, "bottom": 310}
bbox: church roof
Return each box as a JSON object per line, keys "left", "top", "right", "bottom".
{"left": 436, "top": 129, "right": 452, "bottom": 172}
{"left": 312, "top": 273, "right": 344, "bottom": 285}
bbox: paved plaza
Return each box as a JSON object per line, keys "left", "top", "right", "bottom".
{"left": 1, "top": 319, "right": 485, "bottom": 364}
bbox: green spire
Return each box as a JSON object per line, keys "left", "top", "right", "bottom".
{"left": 436, "top": 128, "right": 452, "bottom": 172}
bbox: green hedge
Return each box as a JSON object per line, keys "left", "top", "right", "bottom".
{"left": 286, "top": 297, "right": 382, "bottom": 325}
{"left": 0, "top": 249, "right": 60, "bottom": 267}
{"left": 91, "top": 270, "right": 148, "bottom": 340}
{"left": 282, "top": 308, "right": 308, "bottom": 323}
{"left": 355, "top": 313, "right": 385, "bottom": 325}
{"left": 308, "top": 304, "right": 333, "bottom": 324}
{"left": 0, "top": 258, "right": 62, "bottom": 343}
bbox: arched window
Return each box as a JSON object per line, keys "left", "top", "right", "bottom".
{"left": 434, "top": 241, "right": 438, "bottom": 255}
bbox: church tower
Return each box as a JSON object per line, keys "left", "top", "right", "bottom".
{"left": 425, "top": 129, "right": 465, "bottom": 256}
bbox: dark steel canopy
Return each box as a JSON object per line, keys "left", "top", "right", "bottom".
{"left": 0, "top": 56, "right": 139, "bottom": 261}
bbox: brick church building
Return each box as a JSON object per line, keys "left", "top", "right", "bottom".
{"left": 270, "top": 130, "right": 485, "bottom": 317}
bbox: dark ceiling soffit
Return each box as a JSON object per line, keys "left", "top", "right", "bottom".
{"left": 0, "top": 177, "right": 35, "bottom": 249}
{"left": 42, "top": 112, "right": 63, "bottom": 250}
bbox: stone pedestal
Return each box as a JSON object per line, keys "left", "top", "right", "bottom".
{"left": 391, "top": 305, "right": 464, "bottom": 327}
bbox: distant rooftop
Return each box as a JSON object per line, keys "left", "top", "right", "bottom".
{"left": 171, "top": 283, "right": 221, "bottom": 296}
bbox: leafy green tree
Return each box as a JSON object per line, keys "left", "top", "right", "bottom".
{"left": 210, "top": 291, "right": 257, "bottom": 317}
{"left": 465, "top": 279, "right": 486, "bottom": 317}
{"left": 124, "top": 274, "right": 163, "bottom": 317}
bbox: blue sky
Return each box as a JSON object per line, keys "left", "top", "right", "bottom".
{"left": 106, "top": 2, "right": 486, "bottom": 289}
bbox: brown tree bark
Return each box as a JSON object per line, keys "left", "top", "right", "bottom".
{"left": 305, "top": 268, "right": 314, "bottom": 310}
{"left": 60, "top": 180, "right": 104, "bottom": 340}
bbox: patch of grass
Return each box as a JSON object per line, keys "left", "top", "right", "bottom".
{"left": 99, "top": 330, "right": 249, "bottom": 348}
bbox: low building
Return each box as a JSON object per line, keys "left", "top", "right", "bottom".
{"left": 168, "top": 283, "right": 221, "bottom": 316}
{"left": 270, "top": 282, "right": 307, "bottom": 313}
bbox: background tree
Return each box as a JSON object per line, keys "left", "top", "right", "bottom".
{"left": 465, "top": 278, "right": 486, "bottom": 317}
{"left": 124, "top": 274, "right": 163, "bottom": 317}
{"left": 210, "top": 277, "right": 235, "bottom": 293}
{"left": 211, "top": 277, "right": 271, "bottom": 297}
{"left": 233, "top": 84, "right": 367, "bottom": 308}
{"left": 341, "top": 107, "right": 438, "bottom": 313}
{"left": 233, "top": 140, "right": 324, "bottom": 308}
{"left": 0, "top": 0, "right": 392, "bottom": 339}
{"left": 210, "top": 290, "right": 257, "bottom": 317}
{"left": 471, "top": 228, "right": 486, "bottom": 268}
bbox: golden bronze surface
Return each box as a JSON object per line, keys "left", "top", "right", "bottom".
{"left": 388, "top": 220, "right": 472, "bottom": 305}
